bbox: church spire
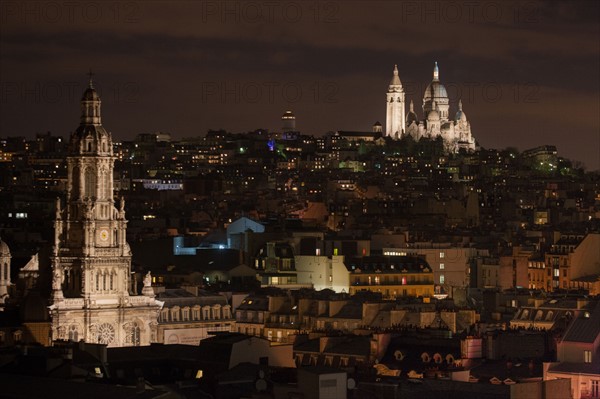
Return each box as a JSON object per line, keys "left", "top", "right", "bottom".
{"left": 87, "top": 69, "right": 94, "bottom": 89}
{"left": 80, "top": 72, "right": 101, "bottom": 126}
{"left": 389, "top": 64, "right": 402, "bottom": 87}
{"left": 409, "top": 99, "right": 414, "bottom": 112}
{"left": 433, "top": 62, "right": 439, "bottom": 81}
{"left": 458, "top": 99, "right": 463, "bottom": 110}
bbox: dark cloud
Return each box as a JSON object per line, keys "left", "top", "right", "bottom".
{"left": 0, "top": 0, "right": 598, "bottom": 169}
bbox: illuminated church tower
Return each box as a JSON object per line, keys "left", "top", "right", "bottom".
{"left": 385, "top": 64, "right": 406, "bottom": 138}
{"left": 49, "top": 74, "right": 162, "bottom": 347}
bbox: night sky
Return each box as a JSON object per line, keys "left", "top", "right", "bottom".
{"left": 1, "top": 1, "right": 599, "bottom": 169}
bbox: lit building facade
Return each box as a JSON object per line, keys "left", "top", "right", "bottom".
{"left": 346, "top": 256, "right": 434, "bottom": 298}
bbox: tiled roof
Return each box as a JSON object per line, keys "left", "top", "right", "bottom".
{"left": 548, "top": 361, "right": 600, "bottom": 375}
{"left": 562, "top": 301, "right": 600, "bottom": 343}
{"left": 331, "top": 302, "right": 363, "bottom": 319}
{"left": 0, "top": 372, "right": 167, "bottom": 399}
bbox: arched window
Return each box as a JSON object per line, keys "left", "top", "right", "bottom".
{"left": 87, "top": 141, "right": 92, "bottom": 152}
{"left": 545, "top": 311, "right": 554, "bottom": 321}
{"left": 68, "top": 326, "right": 78, "bottom": 342}
{"left": 222, "top": 306, "right": 231, "bottom": 319}
{"left": 192, "top": 306, "right": 201, "bottom": 320}
{"left": 171, "top": 307, "right": 180, "bottom": 322}
{"left": 160, "top": 309, "right": 169, "bottom": 322}
{"left": 109, "top": 272, "right": 114, "bottom": 290}
{"left": 64, "top": 269, "right": 70, "bottom": 290}
{"left": 72, "top": 269, "right": 79, "bottom": 290}
{"left": 71, "top": 165, "right": 80, "bottom": 197}
{"left": 84, "top": 168, "right": 97, "bottom": 198}
{"left": 535, "top": 310, "right": 543, "bottom": 321}
{"left": 100, "top": 169, "right": 111, "bottom": 198}
{"left": 102, "top": 272, "right": 107, "bottom": 290}
{"left": 130, "top": 323, "right": 140, "bottom": 346}
{"left": 96, "top": 272, "right": 100, "bottom": 291}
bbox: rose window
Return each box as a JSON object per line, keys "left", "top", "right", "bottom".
{"left": 97, "top": 323, "right": 115, "bottom": 345}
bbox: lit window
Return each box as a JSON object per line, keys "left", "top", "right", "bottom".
{"left": 584, "top": 351, "right": 592, "bottom": 363}
{"left": 440, "top": 275, "right": 445, "bottom": 284}
{"left": 440, "top": 263, "right": 445, "bottom": 270}
{"left": 439, "top": 252, "right": 445, "bottom": 259}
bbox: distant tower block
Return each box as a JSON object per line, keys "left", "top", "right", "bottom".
{"left": 372, "top": 121, "right": 382, "bottom": 133}
{"left": 281, "top": 110, "right": 296, "bottom": 132}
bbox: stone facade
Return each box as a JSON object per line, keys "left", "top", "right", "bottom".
{"left": 49, "top": 76, "right": 162, "bottom": 347}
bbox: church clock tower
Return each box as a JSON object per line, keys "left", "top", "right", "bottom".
{"left": 50, "top": 74, "right": 162, "bottom": 347}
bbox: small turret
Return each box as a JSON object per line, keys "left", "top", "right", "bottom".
{"left": 407, "top": 100, "right": 419, "bottom": 126}
{"left": 455, "top": 99, "right": 468, "bottom": 122}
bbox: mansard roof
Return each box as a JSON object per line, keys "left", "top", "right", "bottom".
{"left": 345, "top": 255, "right": 432, "bottom": 273}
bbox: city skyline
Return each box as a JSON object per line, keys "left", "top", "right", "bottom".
{"left": 1, "top": 0, "right": 599, "bottom": 169}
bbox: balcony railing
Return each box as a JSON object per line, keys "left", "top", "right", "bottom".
{"left": 352, "top": 281, "right": 434, "bottom": 286}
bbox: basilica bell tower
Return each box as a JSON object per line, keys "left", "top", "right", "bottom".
{"left": 49, "top": 74, "right": 162, "bottom": 347}
{"left": 385, "top": 64, "right": 406, "bottom": 138}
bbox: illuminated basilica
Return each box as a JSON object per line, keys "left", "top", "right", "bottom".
{"left": 386, "top": 63, "right": 477, "bottom": 153}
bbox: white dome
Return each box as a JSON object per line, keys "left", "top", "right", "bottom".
{"left": 455, "top": 100, "right": 467, "bottom": 122}
{"left": 427, "top": 109, "right": 440, "bottom": 121}
{"left": 423, "top": 81, "right": 448, "bottom": 102}
{"left": 423, "top": 62, "right": 449, "bottom": 109}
